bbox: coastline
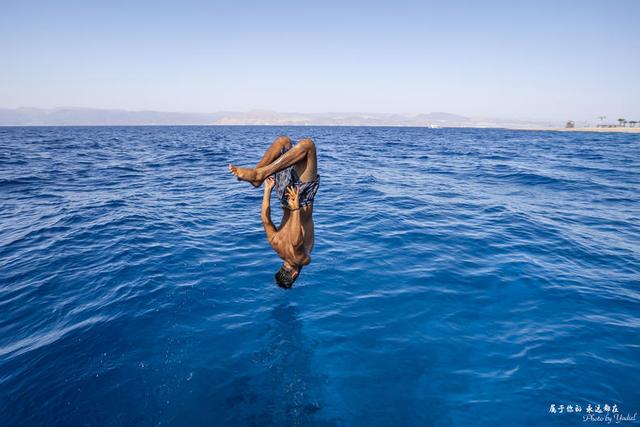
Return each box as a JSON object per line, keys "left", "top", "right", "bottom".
{"left": 508, "top": 126, "right": 640, "bottom": 134}
{"left": 1, "top": 122, "right": 639, "bottom": 133}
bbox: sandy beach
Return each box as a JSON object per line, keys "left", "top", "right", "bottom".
{"left": 559, "top": 127, "right": 640, "bottom": 133}
{"left": 513, "top": 126, "right": 640, "bottom": 133}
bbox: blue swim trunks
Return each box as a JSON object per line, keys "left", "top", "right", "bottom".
{"left": 274, "top": 146, "right": 320, "bottom": 209}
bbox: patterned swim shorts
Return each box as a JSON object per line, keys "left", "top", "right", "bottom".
{"left": 274, "top": 145, "right": 320, "bottom": 209}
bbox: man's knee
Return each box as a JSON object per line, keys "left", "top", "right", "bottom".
{"left": 275, "top": 135, "right": 292, "bottom": 149}
{"left": 297, "top": 138, "right": 315, "bottom": 152}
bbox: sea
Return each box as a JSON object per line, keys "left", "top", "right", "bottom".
{"left": 1, "top": 126, "right": 638, "bottom": 426}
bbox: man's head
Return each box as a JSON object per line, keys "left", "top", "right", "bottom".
{"left": 275, "top": 263, "right": 301, "bottom": 289}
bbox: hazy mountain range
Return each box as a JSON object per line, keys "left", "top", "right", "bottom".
{"left": 0, "top": 107, "right": 560, "bottom": 128}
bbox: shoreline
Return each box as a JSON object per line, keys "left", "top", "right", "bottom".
{"left": 509, "top": 126, "right": 640, "bottom": 134}
{"left": 0, "top": 124, "right": 639, "bottom": 133}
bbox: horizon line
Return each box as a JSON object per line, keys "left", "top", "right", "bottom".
{"left": 0, "top": 106, "right": 574, "bottom": 123}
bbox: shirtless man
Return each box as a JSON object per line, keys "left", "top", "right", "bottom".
{"left": 229, "top": 136, "right": 319, "bottom": 288}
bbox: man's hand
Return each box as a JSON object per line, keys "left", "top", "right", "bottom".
{"left": 264, "top": 176, "right": 275, "bottom": 193}
{"left": 287, "top": 186, "right": 300, "bottom": 210}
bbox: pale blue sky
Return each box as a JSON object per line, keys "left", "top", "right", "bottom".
{"left": 1, "top": 0, "right": 639, "bottom": 120}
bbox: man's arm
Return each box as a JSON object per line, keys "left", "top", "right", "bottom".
{"left": 262, "top": 177, "right": 277, "bottom": 241}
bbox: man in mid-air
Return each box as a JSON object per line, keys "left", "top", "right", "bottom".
{"left": 229, "top": 136, "right": 319, "bottom": 288}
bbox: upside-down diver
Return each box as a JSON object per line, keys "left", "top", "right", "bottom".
{"left": 229, "top": 136, "right": 319, "bottom": 288}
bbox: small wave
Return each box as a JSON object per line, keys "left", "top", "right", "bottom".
{"left": 0, "top": 176, "right": 48, "bottom": 187}
{"left": 0, "top": 315, "right": 111, "bottom": 359}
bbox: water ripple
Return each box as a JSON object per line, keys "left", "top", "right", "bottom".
{"left": 0, "top": 126, "right": 639, "bottom": 425}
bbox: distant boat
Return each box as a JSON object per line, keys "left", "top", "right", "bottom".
{"left": 428, "top": 124, "right": 441, "bottom": 128}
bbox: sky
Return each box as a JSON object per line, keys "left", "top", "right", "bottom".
{"left": 1, "top": 0, "right": 639, "bottom": 121}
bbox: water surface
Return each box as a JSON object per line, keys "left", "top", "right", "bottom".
{"left": 1, "top": 126, "right": 639, "bottom": 426}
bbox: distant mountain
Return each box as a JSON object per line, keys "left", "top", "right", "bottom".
{"left": 0, "top": 107, "right": 220, "bottom": 125}
{"left": 0, "top": 107, "right": 558, "bottom": 128}
{"left": 414, "top": 112, "right": 471, "bottom": 124}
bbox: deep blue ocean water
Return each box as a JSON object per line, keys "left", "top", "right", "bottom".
{"left": 0, "top": 126, "right": 639, "bottom": 426}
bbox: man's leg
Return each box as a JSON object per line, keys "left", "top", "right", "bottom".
{"left": 255, "top": 136, "right": 292, "bottom": 169}
{"left": 230, "top": 138, "right": 317, "bottom": 183}
{"left": 291, "top": 139, "right": 317, "bottom": 182}
{"left": 229, "top": 136, "right": 292, "bottom": 187}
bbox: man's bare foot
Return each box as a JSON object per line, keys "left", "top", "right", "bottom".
{"left": 228, "top": 164, "right": 261, "bottom": 187}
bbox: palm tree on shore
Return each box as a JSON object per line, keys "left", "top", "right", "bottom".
{"left": 597, "top": 116, "right": 606, "bottom": 127}
{"left": 618, "top": 118, "right": 625, "bottom": 127}
{"left": 629, "top": 120, "right": 637, "bottom": 128}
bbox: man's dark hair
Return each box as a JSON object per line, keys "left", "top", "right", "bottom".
{"left": 275, "top": 265, "right": 300, "bottom": 289}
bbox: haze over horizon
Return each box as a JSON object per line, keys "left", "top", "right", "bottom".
{"left": 1, "top": 0, "right": 639, "bottom": 121}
